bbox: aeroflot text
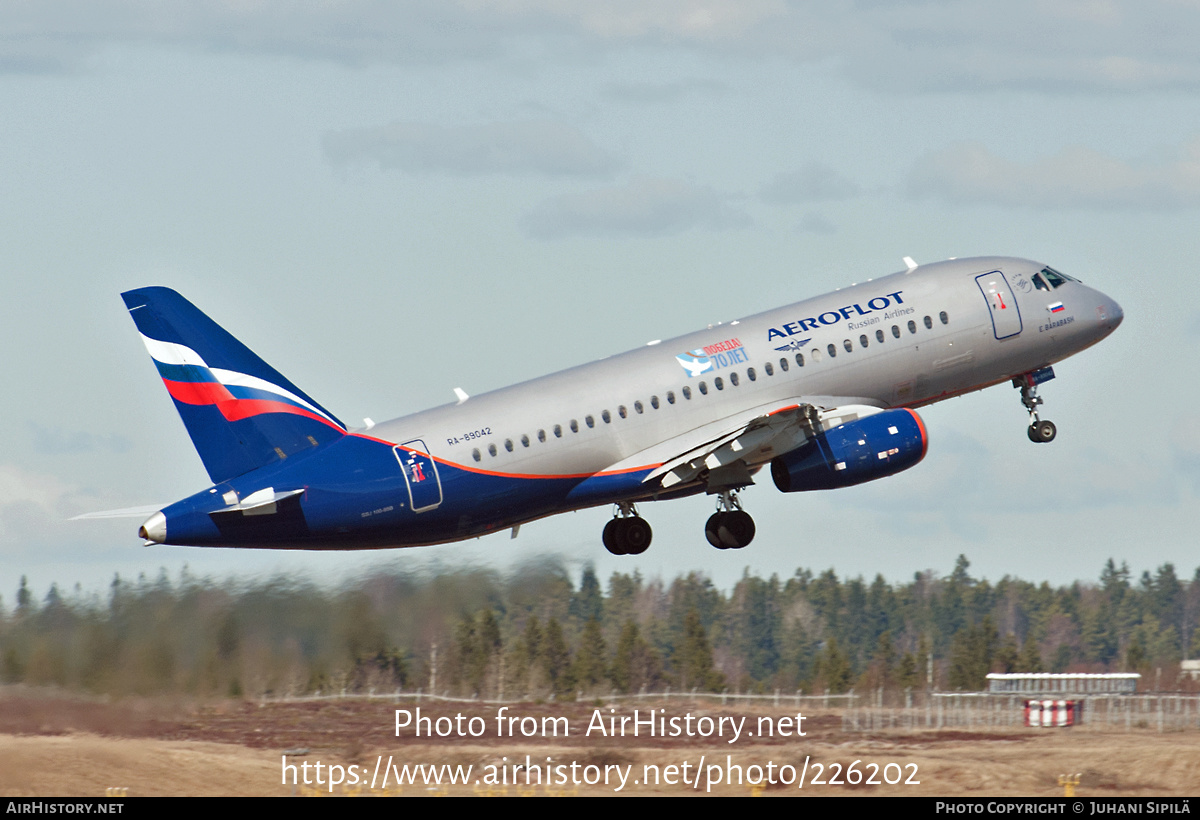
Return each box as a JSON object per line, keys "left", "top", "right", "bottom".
{"left": 767, "top": 291, "right": 905, "bottom": 341}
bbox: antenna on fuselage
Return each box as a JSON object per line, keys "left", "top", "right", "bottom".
{"left": 903, "top": 256, "right": 918, "bottom": 271}
{"left": 454, "top": 387, "right": 469, "bottom": 404}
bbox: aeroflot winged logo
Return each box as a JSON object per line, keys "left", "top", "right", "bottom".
{"left": 766, "top": 289, "right": 907, "bottom": 342}
{"left": 675, "top": 337, "right": 747, "bottom": 378}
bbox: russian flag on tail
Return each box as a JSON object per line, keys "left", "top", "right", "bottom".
{"left": 123, "top": 287, "right": 345, "bottom": 484}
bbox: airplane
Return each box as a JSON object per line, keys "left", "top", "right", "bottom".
{"left": 117, "top": 256, "right": 1122, "bottom": 556}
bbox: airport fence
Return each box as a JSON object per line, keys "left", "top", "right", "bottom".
{"left": 842, "top": 692, "right": 1200, "bottom": 732}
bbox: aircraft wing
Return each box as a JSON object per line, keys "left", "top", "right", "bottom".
{"left": 602, "top": 396, "right": 888, "bottom": 492}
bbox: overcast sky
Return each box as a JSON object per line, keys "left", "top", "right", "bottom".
{"left": 4, "top": 1, "right": 1199, "bottom": 603}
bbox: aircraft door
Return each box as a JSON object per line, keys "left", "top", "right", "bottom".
{"left": 393, "top": 439, "right": 444, "bottom": 513}
{"left": 975, "top": 270, "right": 1023, "bottom": 340}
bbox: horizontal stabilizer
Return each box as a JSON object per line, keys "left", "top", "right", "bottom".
{"left": 209, "top": 487, "right": 305, "bottom": 517}
{"left": 70, "top": 504, "right": 165, "bottom": 521}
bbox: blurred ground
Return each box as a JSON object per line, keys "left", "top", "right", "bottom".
{"left": 1, "top": 691, "right": 1197, "bottom": 797}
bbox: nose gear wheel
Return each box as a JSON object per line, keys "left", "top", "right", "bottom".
{"left": 1015, "top": 373, "right": 1057, "bottom": 443}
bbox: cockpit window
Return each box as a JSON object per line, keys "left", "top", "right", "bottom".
{"left": 1032, "top": 273, "right": 1050, "bottom": 291}
{"left": 1040, "top": 267, "right": 1078, "bottom": 288}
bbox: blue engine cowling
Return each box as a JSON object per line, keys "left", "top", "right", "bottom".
{"left": 771, "top": 408, "right": 928, "bottom": 492}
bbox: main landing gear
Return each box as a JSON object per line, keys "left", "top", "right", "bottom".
{"left": 603, "top": 501, "right": 652, "bottom": 555}
{"left": 705, "top": 488, "right": 755, "bottom": 550}
{"left": 1015, "top": 368, "right": 1057, "bottom": 443}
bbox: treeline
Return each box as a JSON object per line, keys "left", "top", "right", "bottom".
{"left": 1, "top": 556, "right": 1197, "bottom": 700}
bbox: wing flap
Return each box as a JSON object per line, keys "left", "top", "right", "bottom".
{"left": 599, "top": 395, "right": 888, "bottom": 493}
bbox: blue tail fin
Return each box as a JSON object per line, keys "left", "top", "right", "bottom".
{"left": 122, "top": 287, "right": 346, "bottom": 484}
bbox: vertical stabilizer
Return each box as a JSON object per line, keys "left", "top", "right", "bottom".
{"left": 122, "top": 287, "right": 345, "bottom": 484}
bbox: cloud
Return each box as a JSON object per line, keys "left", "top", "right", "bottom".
{"left": 907, "top": 138, "right": 1200, "bottom": 210}
{"left": 28, "top": 423, "right": 133, "bottom": 456}
{"left": 793, "top": 213, "right": 837, "bottom": 235}
{"left": 323, "top": 121, "right": 622, "bottom": 178}
{"left": 0, "top": 464, "right": 87, "bottom": 556}
{"left": 601, "top": 78, "right": 727, "bottom": 104}
{"left": 1171, "top": 415, "right": 1200, "bottom": 483}
{"left": 520, "top": 176, "right": 751, "bottom": 238}
{"left": 836, "top": 426, "right": 1174, "bottom": 543}
{"left": 4, "top": 2, "right": 1200, "bottom": 94}
{"left": 482, "top": 0, "right": 790, "bottom": 40}
{"left": 760, "top": 164, "right": 860, "bottom": 204}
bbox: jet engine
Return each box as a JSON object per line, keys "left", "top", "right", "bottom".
{"left": 771, "top": 408, "right": 927, "bottom": 492}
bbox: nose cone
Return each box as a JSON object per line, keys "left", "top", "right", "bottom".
{"left": 1097, "top": 290, "right": 1123, "bottom": 334}
{"left": 139, "top": 510, "right": 167, "bottom": 544}
{"left": 1107, "top": 296, "right": 1124, "bottom": 329}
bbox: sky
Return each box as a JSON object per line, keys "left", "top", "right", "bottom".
{"left": 3, "top": 0, "right": 1199, "bottom": 604}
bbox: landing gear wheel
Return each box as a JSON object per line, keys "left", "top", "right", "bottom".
{"left": 1030, "top": 420, "right": 1057, "bottom": 443}
{"left": 705, "top": 513, "right": 725, "bottom": 549}
{"left": 706, "top": 510, "right": 755, "bottom": 549}
{"left": 718, "top": 510, "right": 755, "bottom": 549}
{"left": 623, "top": 517, "right": 652, "bottom": 555}
{"left": 1016, "top": 371, "right": 1058, "bottom": 443}
{"left": 603, "top": 518, "right": 625, "bottom": 555}
{"left": 603, "top": 506, "right": 652, "bottom": 556}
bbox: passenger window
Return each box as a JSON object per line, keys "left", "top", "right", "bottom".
{"left": 667, "top": 390, "right": 676, "bottom": 404}
{"left": 892, "top": 325, "right": 900, "bottom": 339}
{"left": 907, "top": 320, "right": 917, "bottom": 334}
{"left": 586, "top": 415, "right": 595, "bottom": 428}
{"left": 715, "top": 377, "right": 724, "bottom": 390}
{"left": 488, "top": 443, "right": 497, "bottom": 457}
{"left": 505, "top": 439, "right": 514, "bottom": 452}
{"left": 779, "top": 357, "right": 789, "bottom": 372}
{"left": 603, "top": 409, "right": 612, "bottom": 423}
{"left": 554, "top": 424, "right": 563, "bottom": 438}
{"left": 570, "top": 420, "right": 579, "bottom": 433}
{"left": 924, "top": 315, "right": 933, "bottom": 329}
{"left": 876, "top": 329, "right": 885, "bottom": 343}
{"left": 682, "top": 386, "right": 692, "bottom": 400}
{"left": 472, "top": 448, "right": 481, "bottom": 462}
{"left": 764, "top": 362, "right": 774, "bottom": 376}
{"left": 634, "top": 400, "right": 644, "bottom": 414}
{"left": 650, "top": 396, "right": 659, "bottom": 410}
{"left": 521, "top": 434, "right": 530, "bottom": 448}
{"left": 537, "top": 429, "right": 546, "bottom": 443}
{"left": 796, "top": 353, "right": 804, "bottom": 366}
{"left": 940, "top": 311, "right": 949, "bottom": 325}
{"left": 827, "top": 343, "right": 837, "bottom": 358}
{"left": 747, "top": 367, "right": 756, "bottom": 381}
{"left": 843, "top": 339, "right": 852, "bottom": 353}
{"left": 730, "top": 372, "right": 739, "bottom": 386}
{"left": 698, "top": 381, "right": 708, "bottom": 395}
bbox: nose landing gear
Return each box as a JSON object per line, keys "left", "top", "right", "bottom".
{"left": 602, "top": 501, "right": 652, "bottom": 555}
{"left": 1015, "top": 368, "right": 1056, "bottom": 443}
{"left": 705, "top": 488, "right": 755, "bottom": 550}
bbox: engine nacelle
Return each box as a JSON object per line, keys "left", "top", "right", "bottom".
{"left": 771, "top": 408, "right": 928, "bottom": 492}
